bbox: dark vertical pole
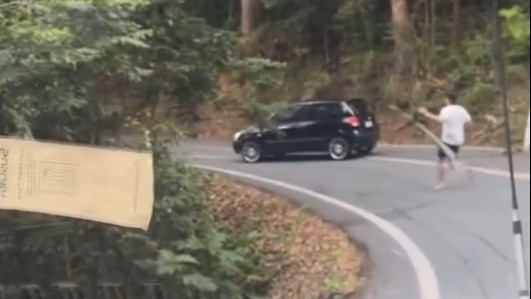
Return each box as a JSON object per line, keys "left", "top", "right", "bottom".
{"left": 490, "top": 0, "right": 530, "bottom": 298}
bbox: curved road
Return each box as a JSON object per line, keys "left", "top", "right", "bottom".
{"left": 176, "top": 141, "right": 530, "bottom": 299}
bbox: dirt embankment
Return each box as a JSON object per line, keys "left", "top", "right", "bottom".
{"left": 190, "top": 72, "right": 520, "bottom": 147}
{"left": 207, "top": 175, "right": 367, "bottom": 299}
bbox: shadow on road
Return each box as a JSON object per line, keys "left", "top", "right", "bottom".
{"left": 240, "top": 152, "right": 384, "bottom": 164}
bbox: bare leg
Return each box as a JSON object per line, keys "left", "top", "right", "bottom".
{"left": 434, "top": 159, "right": 447, "bottom": 189}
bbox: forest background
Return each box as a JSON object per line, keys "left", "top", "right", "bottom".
{"left": 0, "top": 0, "right": 529, "bottom": 298}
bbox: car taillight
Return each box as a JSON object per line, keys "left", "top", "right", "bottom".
{"left": 344, "top": 116, "right": 360, "bottom": 127}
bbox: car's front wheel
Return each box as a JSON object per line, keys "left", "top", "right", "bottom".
{"left": 328, "top": 137, "right": 351, "bottom": 161}
{"left": 241, "top": 141, "right": 262, "bottom": 163}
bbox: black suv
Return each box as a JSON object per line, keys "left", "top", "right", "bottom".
{"left": 232, "top": 99, "right": 380, "bottom": 163}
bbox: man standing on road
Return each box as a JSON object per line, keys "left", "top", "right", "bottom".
{"left": 418, "top": 93, "right": 472, "bottom": 190}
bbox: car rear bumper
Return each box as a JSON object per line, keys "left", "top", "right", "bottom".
{"left": 350, "top": 127, "right": 380, "bottom": 148}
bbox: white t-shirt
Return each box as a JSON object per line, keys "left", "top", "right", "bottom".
{"left": 438, "top": 104, "right": 472, "bottom": 146}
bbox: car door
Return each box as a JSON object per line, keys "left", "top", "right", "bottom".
{"left": 305, "top": 103, "right": 347, "bottom": 151}
{"left": 283, "top": 105, "right": 315, "bottom": 152}
{"left": 262, "top": 105, "right": 305, "bottom": 153}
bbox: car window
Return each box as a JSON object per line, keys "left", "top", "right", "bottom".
{"left": 293, "top": 105, "right": 312, "bottom": 121}
{"left": 270, "top": 105, "right": 300, "bottom": 124}
{"left": 346, "top": 99, "right": 371, "bottom": 116}
{"left": 309, "top": 103, "right": 345, "bottom": 121}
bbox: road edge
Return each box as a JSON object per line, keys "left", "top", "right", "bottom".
{"left": 190, "top": 138, "right": 513, "bottom": 153}
{"left": 194, "top": 164, "right": 441, "bottom": 299}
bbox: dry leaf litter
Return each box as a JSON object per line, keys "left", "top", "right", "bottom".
{"left": 207, "top": 176, "right": 367, "bottom": 299}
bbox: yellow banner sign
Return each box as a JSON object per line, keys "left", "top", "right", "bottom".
{"left": 0, "top": 137, "right": 154, "bottom": 230}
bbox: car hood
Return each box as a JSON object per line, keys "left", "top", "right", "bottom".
{"left": 243, "top": 125, "right": 261, "bottom": 133}
{"left": 236, "top": 123, "right": 277, "bottom": 136}
{"left": 233, "top": 125, "right": 260, "bottom": 140}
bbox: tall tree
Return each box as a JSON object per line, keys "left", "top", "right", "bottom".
{"left": 241, "top": 0, "right": 264, "bottom": 35}
{"left": 390, "top": 0, "right": 415, "bottom": 76}
{"left": 451, "top": 0, "right": 462, "bottom": 46}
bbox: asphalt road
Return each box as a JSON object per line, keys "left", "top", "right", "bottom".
{"left": 176, "top": 141, "right": 530, "bottom": 299}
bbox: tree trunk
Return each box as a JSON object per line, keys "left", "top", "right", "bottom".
{"left": 430, "top": 0, "right": 437, "bottom": 46}
{"left": 424, "top": 0, "right": 431, "bottom": 42}
{"left": 390, "top": 0, "right": 415, "bottom": 76}
{"left": 423, "top": 0, "right": 437, "bottom": 47}
{"left": 451, "top": 0, "right": 462, "bottom": 46}
{"left": 241, "top": 0, "right": 264, "bottom": 35}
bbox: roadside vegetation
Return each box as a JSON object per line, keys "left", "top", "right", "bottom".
{"left": 0, "top": 0, "right": 365, "bottom": 298}
{"left": 194, "top": 0, "right": 530, "bottom": 148}
{"left": 0, "top": 0, "right": 528, "bottom": 298}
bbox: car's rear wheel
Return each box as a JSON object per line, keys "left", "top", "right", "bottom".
{"left": 241, "top": 141, "right": 262, "bottom": 163}
{"left": 328, "top": 137, "right": 351, "bottom": 161}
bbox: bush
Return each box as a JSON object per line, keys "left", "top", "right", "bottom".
{"left": 0, "top": 131, "right": 267, "bottom": 299}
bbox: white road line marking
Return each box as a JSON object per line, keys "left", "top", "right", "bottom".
{"left": 184, "top": 153, "right": 530, "bottom": 181}
{"left": 193, "top": 164, "right": 441, "bottom": 299}
{"left": 377, "top": 143, "right": 506, "bottom": 153}
{"left": 368, "top": 156, "right": 530, "bottom": 181}
{"left": 186, "top": 142, "right": 512, "bottom": 153}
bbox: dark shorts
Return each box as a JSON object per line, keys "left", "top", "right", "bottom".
{"left": 437, "top": 143, "right": 460, "bottom": 161}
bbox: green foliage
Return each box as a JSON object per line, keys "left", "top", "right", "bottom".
{"left": 2, "top": 0, "right": 531, "bottom": 295}
{"left": 500, "top": 5, "right": 530, "bottom": 47}
{"left": 445, "top": 34, "right": 493, "bottom": 87}
{"left": 0, "top": 133, "right": 267, "bottom": 298}
{"left": 133, "top": 2, "right": 237, "bottom": 109}
{"left": 182, "top": 0, "right": 240, "bottom": 30}
{"left": 0, "top": 0, "right": 236, "bottom": 139}
{"left": 147, "top": 138, "right": 267, "bottom": 298}
{"left": 256, "top": 0, "right": 388, "bottom": 60}
{"left": 0, "top": 0, "right": 268, "bottom": 297}
{"left": 227, "top": 57, "right": 287, "bottom": 124}
{"left": 500, "top": 5, "right": 530, "bottom": 62}
{"left": 0, "top": 0, "right": 152, "bottom": 138}
{"left": 461, "top": 83, "right": 498, "bottom": 113}
{"left": 230, "top": 58, "right": 286, "bottom": 92}
{"left": 228, "top": 0, "right": 529, "bottom": 118}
